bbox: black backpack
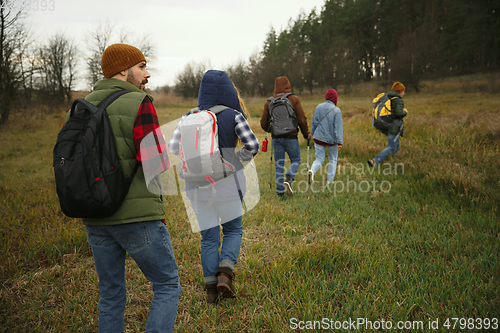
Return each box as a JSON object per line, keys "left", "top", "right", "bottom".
{"left": 53, "top": 90, "right": 139, "bottom": 218}
{"left": 267, "top": 92, "right": 298, "bottom": 136}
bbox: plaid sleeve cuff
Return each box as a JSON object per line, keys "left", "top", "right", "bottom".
{"left": 134, "top": 97, "right": 169, "bottom": 174}
{"left": 235, "top": 111, "right": 259, "bottom": 160}
{"left": 167, "top": 113, "right": 189, "bottom": 155}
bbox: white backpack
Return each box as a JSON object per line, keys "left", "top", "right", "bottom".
{"left": 178, "top": 105, "right": 237, "bottom": 185}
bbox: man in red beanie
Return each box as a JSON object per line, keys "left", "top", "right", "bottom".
{"left": 68, "top": 43, "right": 181, "bottom": 332}
{"left": 368, "top": 82, "right": 408, "bottom": 166}
{"left": 308, "top": 88, "right": 343, "bottom": 186}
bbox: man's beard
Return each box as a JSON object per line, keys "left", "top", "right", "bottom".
{"left": 126, "top": 71, "right": 147, "bottom": 90}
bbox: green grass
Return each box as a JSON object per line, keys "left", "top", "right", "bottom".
{"left": 1, "top": 74, "right": 499, "bottom": 332}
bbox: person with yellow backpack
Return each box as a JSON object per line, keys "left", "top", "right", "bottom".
{"left": 368, "top": 82, "right": 408, "bottom": 166}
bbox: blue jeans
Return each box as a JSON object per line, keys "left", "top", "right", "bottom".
{"left": 374, "top": 133, "right": 400, "bottom": 163}
{"left": 311, "top": 143, "right": 338, "bottom": 182}
{"left": 86, "top": 221, "right": 181, "bottom": 333}
{"left": 190, "top": 199, "right": 243, "bottom": 284}
{"left": 273, "top": 138, "right": 301, "bottom": 194}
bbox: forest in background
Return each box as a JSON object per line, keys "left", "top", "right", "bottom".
{"left": 175, "top": 0, "right": 499, "bottom": 97}
{"left": 1, "top": 0, "right": 499, "bottom": 124}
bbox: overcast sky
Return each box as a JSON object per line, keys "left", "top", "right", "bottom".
{"left": 24, "top": 0, "right": 326, "bottom": 90}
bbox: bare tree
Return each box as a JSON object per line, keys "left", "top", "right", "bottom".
{"left": 174, "top": 61, "right": 210, "bottom": 98}
{"left": 20, "top": 47, "right": 37, "bottom": 102}
{"left": 85, "top": 21, "right": 113, "bottom": 89}
{"left": 0, "top": 0, "right": 29, "bottom": 124}
{"left": 116, "top": 27, "right": 155, "bottom": 58}
{"left": 85, "top": 22, "right": 156, "bottom": 89}
{"left": 225, "top": 59, "right": 249, "bottom": 95}
{"left": 38, "top": 33, "right": 77, "bottom": 102}
{"left": 246, "top": 52, "right": 264, "bottom": 96}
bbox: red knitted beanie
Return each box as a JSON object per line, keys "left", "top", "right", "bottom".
{"left": 325, "top": 88, "right": 338, "bottom": 105}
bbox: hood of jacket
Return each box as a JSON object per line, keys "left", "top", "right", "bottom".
{"left": 273, "top": 76, "right": 292, "bottom": 97}
{"left": 198, "top": 70, "right": 244, "bottom": 116}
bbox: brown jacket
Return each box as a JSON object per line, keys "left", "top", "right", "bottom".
{"left": 260, "top": 76, "right": 309, "bottom": 139}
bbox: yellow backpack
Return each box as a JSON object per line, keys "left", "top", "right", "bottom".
{"left": 372, "top": 93, "right": 398, "bottom": 132}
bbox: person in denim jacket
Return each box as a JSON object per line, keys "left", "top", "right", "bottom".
{"left": 308, "top": 88, "right": 343, "bottom": 186}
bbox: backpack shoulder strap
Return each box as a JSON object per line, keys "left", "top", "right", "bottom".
{"left": 208, "top": 105, "right": 230, "bottom": 115}
{"left": 269, "top": 92, "right": 292, "bottom": 101}
{"left": 70, "top": 98, "right": 96, "bottom": 118}
{"left": 128, "top": 160, "right": 140, "bottom": 183}
{"left": 385, "top": 96, "right": 399, "bottom": 111}
{"left": 97, "top": 89, "right": 132, "bottom": 109}
{"left": 70, "top": 90, "right": 132, "bottom": 117}
{"left": 318, "top": 107, "right": 336, "bottom": 126}
{"left": 98, "top": 90, "right": 136, "bottom": 181}
{"left": 189, "top": 105, "right": 229, "bottom": 115}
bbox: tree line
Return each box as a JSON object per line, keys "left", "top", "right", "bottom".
{"left": 0, "top": 2, "right": 153, "bottom": 125}
{"left": 1, "top": 0, "right": 498, "bottom": 124}
{"left": 1, "top": 2, "right": 75, "bottom": 124}
{"left": 174, "top": 0, "right": 499, "bottom": 97}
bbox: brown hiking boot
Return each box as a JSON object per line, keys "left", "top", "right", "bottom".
{"left": 204, "top": 283, "right": 219, "bottom": 304}
{"left": 216, "top": 267, "right": 236, "bottom": 298}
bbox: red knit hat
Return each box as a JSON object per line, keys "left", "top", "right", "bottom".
{"left": 101, "top": 43, "right": 146, "bottom": 79}
{"left": 325, "top": 88, "right": 338, "bottom": 105}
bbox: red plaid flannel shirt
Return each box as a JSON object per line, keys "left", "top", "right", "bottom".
{"left": 133, "top": 96, "right": 168, "bottom": 223}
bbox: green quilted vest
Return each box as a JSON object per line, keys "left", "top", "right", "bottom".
{"left": 68, "top": 78, "right": 167, "bottom": 225}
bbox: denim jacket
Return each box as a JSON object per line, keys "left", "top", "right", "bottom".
{"left": 311, "top": 100, "right": 343, "bottom": 145}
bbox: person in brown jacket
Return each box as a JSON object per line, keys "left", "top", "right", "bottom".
{"left": 261, "top": 76, "right": 311, "bottom": 197}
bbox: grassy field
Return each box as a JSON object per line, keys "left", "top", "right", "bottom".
{"left": 1, "top": 74, "right": 499, "bottom": 332}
